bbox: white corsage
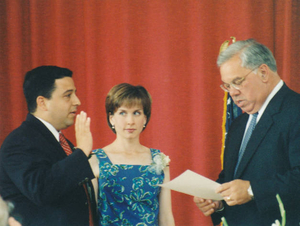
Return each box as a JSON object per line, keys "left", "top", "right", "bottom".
{"left": 149, "top": 153, "right": 170, "bottom": 175}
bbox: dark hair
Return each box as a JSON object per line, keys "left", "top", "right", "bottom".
{"left": 105, "top": 83, "right": 152, "bottom": 133}
{"left": 23, "top": 66, "right": 73, "bottom": 113}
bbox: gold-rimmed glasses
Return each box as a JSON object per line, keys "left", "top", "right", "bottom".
{"left": 220, "top": 65, "right": 260, "bottom": 92}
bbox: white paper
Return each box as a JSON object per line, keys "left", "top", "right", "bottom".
{"left": 159, "top": 169, "right": 223, "bottom": 200}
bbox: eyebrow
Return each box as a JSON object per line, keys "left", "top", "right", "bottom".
{"left": 232, "top": 76, "right": 244, "bottom": 82}
{"left": 62, "top": 89, "right": 76, "bottom": 95}
{"left": 118, "top": 107, "right": 143, "bottom": 111}
{"left": 222, "top": 75, "right": 243, "bottom": 84}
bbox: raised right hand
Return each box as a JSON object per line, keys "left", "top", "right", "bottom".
{"left": 75, "top": 111, "right": 93, "bottom": 157}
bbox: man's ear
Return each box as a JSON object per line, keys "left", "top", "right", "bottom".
{"left": 259, "top": 64, "right": 269, "bottom": 82}
{"left": 36, "top": 96, "right": 48, "bottom": 111}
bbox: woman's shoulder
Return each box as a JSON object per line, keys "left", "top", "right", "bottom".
{"left": 150, "top": 148, "right": 170, "bottom": 163}
{"left": 92, "top": 148, "right": 106, "bottom": 158}
{"left": 93, "top": 147, "right": 104, "bottom": 152}
{"left": 150, "top": 148, "right": 168, "bottom": 160}
{"left": 150, "top": 148, "right": 162, "bottom": 155}
{"left": 93, "top": 143, "right": 113, "bottom": 153}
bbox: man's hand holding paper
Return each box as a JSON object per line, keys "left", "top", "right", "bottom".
{"left": 193, "top": 197, "right": 223, "bottom": 216}
{"left": 216, "top": 179, "right": 252, "bottom": 206}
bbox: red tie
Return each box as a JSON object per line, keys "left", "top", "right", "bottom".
{"left": 59, "top": 133, "right": 94, "bottom": 226}
{"left": 59, "top": 133, "right": 73, "bottom": 156}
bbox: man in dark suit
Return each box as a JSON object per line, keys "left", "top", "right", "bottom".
{"left": 194, "top": 39, "right": 300, "bottom": 225}
{"left": 0, "top": 66, "right": 98, "bottom": 226}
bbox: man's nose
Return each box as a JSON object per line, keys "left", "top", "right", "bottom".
{"left": 73, "top": 93, "right": 81, "bottom": 106}
{"left": 228, "top": 87, "right": 240, "bottom": 96}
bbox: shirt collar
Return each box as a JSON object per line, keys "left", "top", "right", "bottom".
{"left": 256, "top": 80, "right": 284, "bottom": 122}
{"left": 35, "top": 116, "right": 60, "bottom": 142}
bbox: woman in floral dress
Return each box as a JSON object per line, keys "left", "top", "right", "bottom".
{"left": 92, "top": 83, "right": 175, "bottom": 226}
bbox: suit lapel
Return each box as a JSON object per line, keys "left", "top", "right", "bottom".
{"left": 26, "top": 114, "right": 71, "bottom": 157}
{"left": 225, "top": 114, "right": 248, "bottom": 179}
{"left": 234, "top": 115, "right": 274, "bottom": 178}
{"left": 234, "top": 84, "right": 289, "bottom": 178}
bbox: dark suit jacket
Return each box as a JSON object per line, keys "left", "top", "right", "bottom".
{"left": 0, "top": 114, "right": 98, "bottom": 226}
{"left": 212, "top": 84, "right": 300, "bottom": 226}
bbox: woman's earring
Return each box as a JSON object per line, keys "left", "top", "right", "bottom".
{"left": 143, "top": 124, "right": 146, "bottom": 128}
{"left": 112, "top": 125, "right": 115, "bottom": 130}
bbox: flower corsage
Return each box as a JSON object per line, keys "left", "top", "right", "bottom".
{"left": 149, "top": 152, "right": 170, "bottom": 175}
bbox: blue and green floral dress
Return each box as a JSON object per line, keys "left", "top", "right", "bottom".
{"left": 93, "top": 148, "right": 166, "bottom": 226}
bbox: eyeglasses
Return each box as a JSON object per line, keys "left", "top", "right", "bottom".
{"left": 220, "top": 65, "right": 260, "bottom": 92}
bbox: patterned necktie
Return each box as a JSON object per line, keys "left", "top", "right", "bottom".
{"left": 59, "top": 132, "right": 94, "bottom": 226}
{"left": 59, "top": 133, "right": 73, "bottom": 156}
{"left": 234, "top": 112, "right": 258, "bottom": 177}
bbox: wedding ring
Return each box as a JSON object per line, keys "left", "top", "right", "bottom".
{"left": 226, "top": 196, "right": 231, "bottom": 201}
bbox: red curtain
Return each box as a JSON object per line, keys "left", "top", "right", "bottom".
{"left": 1, "top": 0, "right": 299, "bottom": 225}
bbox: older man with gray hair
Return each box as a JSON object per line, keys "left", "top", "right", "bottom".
{"left": 194, "top": 39, "right": 300, "bottom": 225}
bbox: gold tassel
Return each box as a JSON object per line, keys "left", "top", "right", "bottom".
{"left": 220, "top": 37, "right": 236, "bottom": 170}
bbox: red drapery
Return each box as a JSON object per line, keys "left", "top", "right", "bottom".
{"left": 1, "top": 1, "right": 299, "bottom": 225}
